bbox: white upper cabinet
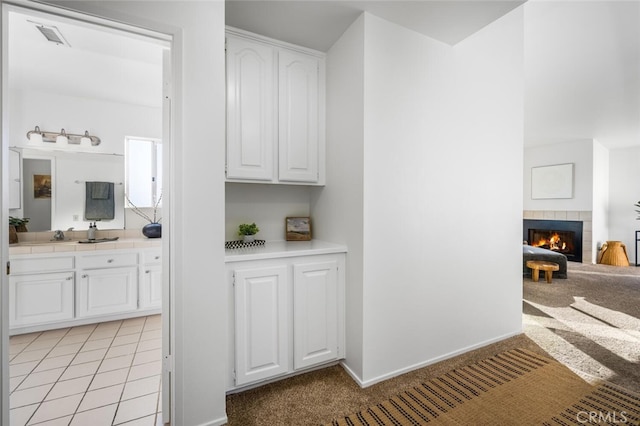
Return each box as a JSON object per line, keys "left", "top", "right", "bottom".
{"left": 225, "top": 28, "right": 325, "bottom": 185}
{"left": 278, "top": 51, "right": 319, "bottom": 183}
{"left": 226, "top": 36, "right": 275, "bottom": 181}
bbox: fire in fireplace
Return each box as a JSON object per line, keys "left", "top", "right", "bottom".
{"left": 529, "top": 229, "right": 575, "bottom": 254}
{"left": 523, "top": 219, "right": 583, "bottom": 262}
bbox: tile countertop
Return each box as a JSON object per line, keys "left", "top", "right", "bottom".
{"left": 9, "top": 238, "right": 161, "bottom": 255}
{"left": 225, "top": 240, "right": 347, "bottom": 262}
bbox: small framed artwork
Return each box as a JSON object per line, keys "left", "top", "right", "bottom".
{"left": 286, "top": 217, "right": 312, "bottom": 241}
{"left": 33, "top": 174, "right": 52, "bottom": 199}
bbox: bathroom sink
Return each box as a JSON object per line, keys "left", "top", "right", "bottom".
{"left": 78, "top": 237, "right": 120, "bottom": 244}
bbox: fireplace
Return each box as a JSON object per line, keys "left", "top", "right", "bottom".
{"left": 523, "top": 219, "right": 583, "bottom": 262}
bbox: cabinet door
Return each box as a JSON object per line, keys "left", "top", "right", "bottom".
{"left": 77, "top": 267, "right": 138, "bottom": 318}
{"left": 293, "top": 260, "right": 338, "bottom": 369}
{"left": 9, "top": 149, "right": 21, "bottom": 209}
{"left": 278, "top": 50, "right": 319, "bottom": 183}
{"left": 10, "top": 272, "right": 74, "bottom": 327}
{"left": 140, "top": 264, "right": 162, "bottom": 309}
{"left": 234, "top": 265, "right": 289, "bottom": 386}
{"left": 226, "top": 36, "right": 276, "bottom": 181}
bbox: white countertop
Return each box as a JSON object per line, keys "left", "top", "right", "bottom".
{"left": 225, "top": 239, "right": 347, "bottom": 262}
{"left": 9, "top": 238, "right": 161, "bottom": 255}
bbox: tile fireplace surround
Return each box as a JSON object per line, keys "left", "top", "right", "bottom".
{"left": 523, "top": 210, "right": 593, "bottom": 263}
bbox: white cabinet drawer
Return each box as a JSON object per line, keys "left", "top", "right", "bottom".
{"left": 142, "top": 250, "right": 162, "bottom": 265}
{"left": 78, "top": 252, "right": 138, "bottom": 269}
{"left": 11, "top": 256, "right": 74, "bottom": 275}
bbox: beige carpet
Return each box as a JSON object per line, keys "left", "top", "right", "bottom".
{"left": 327, "top": 348, "right": 640, "bottom": 425}
{"left": 227, "top": 262, "right": 640, "bottom": 425}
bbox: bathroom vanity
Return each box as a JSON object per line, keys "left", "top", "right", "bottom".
{"left": 9, "top": 236, "right": 161, "bottom": 335}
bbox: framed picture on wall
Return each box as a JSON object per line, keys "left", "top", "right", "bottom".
{"left": 33, "top": 174, "right": 52, "bottom": 199}
{"left": 286, "top": 217, "right": 312, "bottom": 241}
{"left": 531, "top": 163, "right": 574, "bottom": 199}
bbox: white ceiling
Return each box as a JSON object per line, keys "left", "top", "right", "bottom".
{"left": 7, "top": 1, "right": 640, "bottom": 149}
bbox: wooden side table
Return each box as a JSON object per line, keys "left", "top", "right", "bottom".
{"left": 526, "top": 260, "right": 560, "bottom": 283}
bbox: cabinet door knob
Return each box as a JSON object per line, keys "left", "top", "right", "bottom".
{"left": 66, "top": 276, "right": 73, "bottom": 280}
{"left": 145, "top": 270, "right": 151, "bottom": 274}
{"left": 155, "top": 256, "right": 160, "bottom": 260}
{"left": 82, "top": 274, "right": 88, "bottom": 278}
{"left": 107, "top": 259, "right": 114, "bottom": 263}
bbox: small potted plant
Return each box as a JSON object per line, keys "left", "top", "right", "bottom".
{"left": 10, "top": 216, "right": 30, "bottom": 232}
{"left": 238, "top": 223, "right": 260, "bottom": 243}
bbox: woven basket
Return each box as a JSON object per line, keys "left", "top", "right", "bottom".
{"left": 598, "top": 241, "right": 630, "bottom": 266}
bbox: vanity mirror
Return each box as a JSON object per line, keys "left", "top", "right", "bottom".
{"left": 13, "top": 148, "right": 125, "bottom": 232}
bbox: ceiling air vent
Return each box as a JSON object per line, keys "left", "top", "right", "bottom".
{"left": 32, "top": 22, "right": 71, "bottom": 47}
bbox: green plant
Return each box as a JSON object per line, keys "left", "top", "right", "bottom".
{"left": 9, "top": 217, "right": 29, "bottom": 227}
{"left": 238, "top": 223, "right": 259, "bottom": 236}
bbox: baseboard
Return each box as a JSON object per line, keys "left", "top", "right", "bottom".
{"left": 195, "top": 415, "right": 228, "bottom": 426}
{"left": 340, "top": 330, "right": 522, "bottom": 389}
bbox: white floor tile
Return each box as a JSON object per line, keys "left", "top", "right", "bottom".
{"left": 132, "top": 349, "right": 161, "bottom": 366}
{"left": 117, "top": 414, "right": 157, "bottom": 426}
{"left": 78, "top": 384, "right": 124, "bottom": 412}
{"left": 11, "top": 375, "right": 27, "bottom": 392}
{"left": 10, "top": 403, "right": 39, "bottom": 426}
{"left": 88, "top": 330, "right": 118, "bottom": 341}
{"left": 17, "top": 368, "right": 65, "bottom": 390}
{"left": 47, "top": 343, "right": 82, "bottom": 358}
{"left": 11, "top": 383, "right": 54, "bottom": 408}
{"left": 11, "top": 349, "right": 51, "bottom": 365}
{"left": 45, "top": 375, "right": 92, "bottom": 400}
{"left": 117, "top": 325, "right": 144, "bottom": 336}
{"left": 71, "top": 403, "right": 117, "bottom": 426}
{"left": 139, "top": 330, "right": 161, "bottom": 342}
{"left": 67, "top": 324, "right": 97, "bottom": 336}
{"left": 57, "top": 333, "right": 91, "bottom": 346}
{"left": 58, "top": 361, "right": 100, "bottom": 381}
{"left": 121, "top": 376, "right": 161, "bottom": 401}
{"left": 34, "top": 355, "right": 74, "bottom": 373}
{"left": 127, "top": 361, "right": 161, "bottom": 381}
{"left": 28, "top": 393, "right": 82, "bottom": 424}
{"left": 98, "top": 354, "right": 134, "bottom": 374}
{"left": 25, "top": 338, "right": 61, "bottom": 352}
{"left": 113, "top": 393, "right": 158, "bottom": 425}
{"left": 106, "top": 343, "right": 137, "bottom": 359}
{"left": 11, "top": 361, "right": 38, "bottom": 377}
{"left": 29, "top": 415, "right": 73, "bottom": 426}
{"left": 10, "top": 332, "right": 41, "bottom": 345}
{"left": 112, "top": 334, "right": 140, "bottom": 347}
{"left": 136, "top": 339, "right": 161, "bottom": 352}
{"left": 71, "top": 348, "right": 108, "bottom": 365}
{"left": 10, "top": 342, "right": 29, "bottom": 355}
{"left": 89, "top": 368, "right": 129, "bottom": 391}
{"left": 81, "top": 338, "right": 113, "bottom": 351}
{"left": 38, "top": 328, "right": 69, "bottom": 339}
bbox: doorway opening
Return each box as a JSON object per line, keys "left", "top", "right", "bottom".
{"left": 3, "top": 4, "right": 172, "bottom": 425}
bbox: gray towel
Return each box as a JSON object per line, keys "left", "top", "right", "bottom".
{"left": 85, "top": 182, "right": 115, "bottom": 220}
{"left": 89, "top": 182, "right": 111, "bottom": 199}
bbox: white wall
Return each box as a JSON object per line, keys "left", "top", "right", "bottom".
{"left": 609, "top": 146, "right": 640, "bottom": 264}
{"left": 360, "top": 9, "right": 523, "bottom": 384}
{"left": 41, "top": 2, "right": 228, "bottom": 425}
{"left": 315, "top": 8, "right": 524, "bottom": 386}
{"left": 9, "top": 89, "right": 161, "bottom": 155}
{"left": 311, "top": 13, "right": 366, "bottom": 380}
{"left": 523, "top": 140, "right": 594, "bottom": 211}
{"left": 226, "top": 183, "right": 310, "bottom": 241}
{"left": 592, "top": 140, "right": 609, "bottom": 258}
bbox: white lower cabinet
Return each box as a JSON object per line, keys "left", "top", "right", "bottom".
{"left": 140, "top": 250, "right": 162, "bottom": 309}
{"left": 77, "top": 267, "right": 138, "bottom": 318}
{"left": 10, "top": 272, "right": 74, "bottom": 327}
{"left": 227, "top": 252, "right": 345, "bottom": 390}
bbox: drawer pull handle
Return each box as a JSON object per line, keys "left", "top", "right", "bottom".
{"left": 66, "top": 276, "right": 73, "bottom": 280}
{"left": 107, "top": 259, "right": 114, "bottom": 263}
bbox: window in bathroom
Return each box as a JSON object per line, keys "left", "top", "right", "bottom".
{"left": 125, "top": 136, "right": 162, "bottom": 207}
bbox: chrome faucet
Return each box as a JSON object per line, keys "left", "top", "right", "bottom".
{"left": 53, "top": 230, "right": 65, "bottom": 241}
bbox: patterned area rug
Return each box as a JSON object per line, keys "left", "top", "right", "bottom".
{"left": 328, "top": 349, "right": 640, "bottom": 425}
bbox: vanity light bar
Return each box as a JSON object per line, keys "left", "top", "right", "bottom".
{"left": 26, "top": 126, "right": 101, "bottom": 146}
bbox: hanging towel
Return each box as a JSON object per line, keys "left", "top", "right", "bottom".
{"left": 85, "top": 181, "right": 115, "bottom": 220}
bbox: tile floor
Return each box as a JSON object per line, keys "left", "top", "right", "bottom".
{"left": 9, "top": 315, "right": 163, "bottom": 426}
